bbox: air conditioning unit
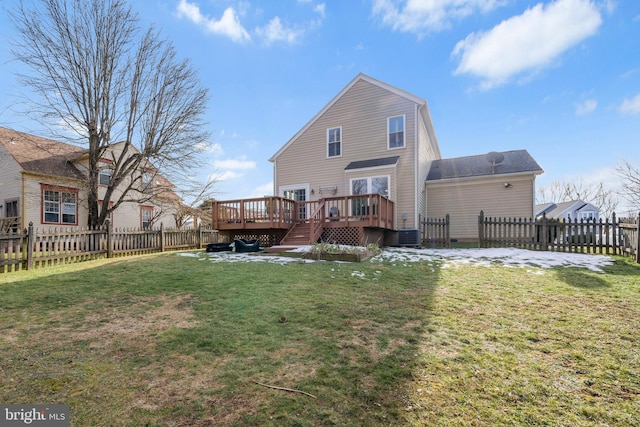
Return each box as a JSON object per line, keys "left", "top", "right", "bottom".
{"left": 398, "top": 228, "right": 421, "bottom": 246}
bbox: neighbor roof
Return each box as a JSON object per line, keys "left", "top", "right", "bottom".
{"left": 0, "top": 127, "right": 86, "bottom": 180}
{"left": 345, "top": 156, "right": 399, "bottom": 170}
{"left": 425, "top": 149, "right": 543, "bottom": 181}
{"left": 534, "top": 200, "right": 598, "bottom": 218}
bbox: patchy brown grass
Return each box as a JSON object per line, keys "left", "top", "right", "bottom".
{"left": 1, "top": 252, "right": 638, "bottom": 426}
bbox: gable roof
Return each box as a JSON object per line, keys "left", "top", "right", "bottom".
{"left": 269, "top": 73, "right": 427, "bottom": 162}
{"left": 425, "top": 150, "right": 543, "bottom": 181}
{"left": 0, "top": 126, "right": 87, "bottom": 180}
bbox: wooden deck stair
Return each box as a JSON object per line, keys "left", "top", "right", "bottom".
{"left": 279, "top": 221, "right": 314, "bottom": 246}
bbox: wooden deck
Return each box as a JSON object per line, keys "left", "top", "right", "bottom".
{"left": 211, "top": 194, "right": 394, "bottom": 246}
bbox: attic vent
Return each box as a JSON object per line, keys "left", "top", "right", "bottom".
{"left": 485, "top": 151, "right": 504, "bottom": 174}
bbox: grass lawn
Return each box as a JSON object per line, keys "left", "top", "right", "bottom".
{"left": 0, "top": 250, "right": 639, "bottom": 426}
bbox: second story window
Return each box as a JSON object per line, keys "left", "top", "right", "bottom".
{"left": 99, "top": 160, "right": 112, "bottom": 186}
{"left": 141, "top": 171, "right": 154, "bottom": 194}
{"left": 327, "top": 127, "right": 342, "bottom": 158}
{"left": 388, "top": 116, "right": 405, "bottom": 149}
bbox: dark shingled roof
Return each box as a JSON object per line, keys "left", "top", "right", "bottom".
{"left": 426, "top": 150, "right": 542, "bottom": 181}
{"left": 0, "top": 127, "right": 87, "bottom": 180}
{"left": 345, "top": 156, "right": 399, "bottom": 170}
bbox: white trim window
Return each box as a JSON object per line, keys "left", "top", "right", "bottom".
{"left": 99, "top": 160, "right": 112, "bottom": 186}
{"left": 388, "top": 115, "right": 405, "bottom": 149}
{"left": 42, "top": 185, "right": 78, "bottom": 225}
{"left": 327, "top": 127, "right": 342, "bottom": 158}
{"left": 141, "top": 206, "right": 154, "bottom": 229}
{"left": 350, "top": 176, "right": 390, "bottom": 198}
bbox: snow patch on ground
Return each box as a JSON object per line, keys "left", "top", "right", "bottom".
{"left": 178, "top": 246, "right": 614, "bottom": 272}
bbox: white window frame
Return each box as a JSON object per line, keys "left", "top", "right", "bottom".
{"left": 99, "top": 160, "right": 112, "bottom": 186}
{"left": 141, "top": 206, "right": 154, "bottom": 229}
{"left": 327, "top": 126, "right": 342, "bottom": 158}
{"left": 387, "top": 115, "right": 405, "bottom": 149}
{"left": 349, "top": 175, "right": 390, "bottom": 198}
{"left": 42, "top": 186, "right": 78, "bottom": 225}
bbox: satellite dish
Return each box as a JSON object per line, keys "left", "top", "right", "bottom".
{"left": 485, "top": 151, "right": 504, "bottom": 165}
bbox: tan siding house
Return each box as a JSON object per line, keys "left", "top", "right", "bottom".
{"left": 270, "top": 73, "right": 442, "bottom": 230}
{"left": 0, "top": 127, "right": 180, "bottom": 230}
{"left": 231, "top": 73, "right": 544, "bottom": 246}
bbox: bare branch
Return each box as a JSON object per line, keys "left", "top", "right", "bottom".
{"left": 10, "top": 0, "right": 211, "bottom": 227}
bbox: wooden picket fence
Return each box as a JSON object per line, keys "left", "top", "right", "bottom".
{"left": 420, "top": 214, "right": 451, "bottom": 248}
{"left": 478, "top": 211, "right": 640, "bottom": 262}
{"left": 0, "top": 221, "right": 220, "bottom": 273}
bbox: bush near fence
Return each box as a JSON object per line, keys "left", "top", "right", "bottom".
{"left": 478, "top": 211, "right": 640, "bottom": 263}
{"left": 0, "top": 221, "right": 219, "bottom": 274}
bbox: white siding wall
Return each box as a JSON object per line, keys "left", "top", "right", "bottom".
{"left": 0, "top": 144, "right": 23, "bottom": 218}
{"left": 426, "top": 175, "right": 535, "bottom": 240}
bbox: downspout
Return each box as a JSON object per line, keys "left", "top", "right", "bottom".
{"left": 414, "top": 103, "right": 420, "bottom": 229}
{"left": 21, "top": 173, "right": 27, "bottom": 228}
{"left": 272, "top": 158, "right": 278, "bottom": 196}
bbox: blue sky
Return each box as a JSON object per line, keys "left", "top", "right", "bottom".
{"left": 0, "top": 0, "right": 639, "bottom": 207}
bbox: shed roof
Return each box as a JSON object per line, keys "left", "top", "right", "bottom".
{"left": 426, "top": 149, "right": 543, "bottom": 181}
{"left": 345, "top": 156, "right": 399, "bottom": 170}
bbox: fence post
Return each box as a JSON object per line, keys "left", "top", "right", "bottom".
{"left": 197, "top": 224, "right": 202, "bottom": 249}
{"left": 445, "top": 214, "right": 450, "bottom": 248}
{"left": 26, "top": 222, "right": 34, "bottom": 270}
{"left": 636, "top": 212, "right": 640, "bottom": 264}
{"left": 478, "top": 211, "right": 484, "bottom": 248}
{"left": 611, "top": 212, "right": 617, "bottom": 256}
{"left": 160, "top": 222, "right": 165, "bottom": 252}
{"left": 106, "top": 219, "right": 113, "bottom": 259}
{"left": 541, "top": 213, "right": 548, "bottom": 252}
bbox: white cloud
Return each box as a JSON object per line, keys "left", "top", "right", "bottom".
{"left": 252, "top": 182, "right": 274, "bottom": 197}
{"left": 618, "top": 93, "right": 640, "bottom": 115}
{"left": 176, "top": 0, "right": 251, "bottom": 43}
{"left": 314, "top": 3, "right": 326, "bottom": 18}
{"left": 372, "top": 0, "right": 505, "bottom": 34}
{"left": 452, "top": 0, "right": 602, "bottom": 89}
{"left": 575, "top": 99, "right": 597, "bottom": 115}
{"left": 194, "top": 141, "right": 224, "bottom": 156}
{"left": 213, "top": 157, "right": 256, "bottom": 170}
{"left": 255, "top": 17, "right": 303, "bottom": 44}
{"left": 216, "top": 170, "right": 244, "bottom": 181}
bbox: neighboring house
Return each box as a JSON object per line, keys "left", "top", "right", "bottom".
{"left": 535, "top": 200, "right": 600, "bottom": 222}
{"left": 426, "top": 150, "right": 543, "bottom": 240}
{"left": 269, "top": 73, "right": 543, "bottom": 242}
{"left": 0, "top": 126, "right": 180, "bottom": 230}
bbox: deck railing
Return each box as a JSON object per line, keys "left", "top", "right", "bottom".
{"left": 212, "top": 194, "right": 394, "bottom": 230}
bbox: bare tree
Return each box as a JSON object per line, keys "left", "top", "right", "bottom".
{"left": 173, "top": 174, "right": 220, "bottom": 229}
{"left": 537, "top": 178, "right": 619, "bottom": 219}
{"left": 10, "top": 0, "right": 210, "bottom": 227}
{"left": 616, "top": 160, "right": 640, "bottom": 214}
